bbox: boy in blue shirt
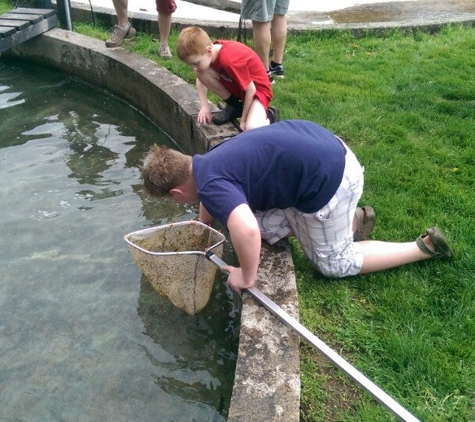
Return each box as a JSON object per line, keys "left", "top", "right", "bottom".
{"left": 141, "top": 120, "right": 453, "bottom": 294}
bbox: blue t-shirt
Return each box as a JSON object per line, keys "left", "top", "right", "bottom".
{"left": 192, "top": 120, "right": 346, "bottom": 227}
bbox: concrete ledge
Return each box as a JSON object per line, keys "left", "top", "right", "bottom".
{"left": 6, "top": 29, "right": 301, "bottom": 422}
{"left": 229, "top": 240, "right": 300, "bottom": 422}
{"left": 8, "top": 28, "right": 236, "bottom": 153}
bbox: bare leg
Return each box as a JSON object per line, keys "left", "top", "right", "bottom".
{"left": 158, "top": 13, "right": 172, "bottom": 45}
{"left": 357, "top": 235, "right": 436, "bottom": 274}
{"left": 112, "top": 0, "right": 128, "bottom": 27}
{"left": 270, "top": 14, "right": 287, "bottom": 64}
{"left": 252, "top": 21, "right": 272, "bottom": 69}
{"left": 196, "top": 69, "right": 231, "bottom": 99}
{"left": 245, "top": 98, "right": 269, "bottom": 130}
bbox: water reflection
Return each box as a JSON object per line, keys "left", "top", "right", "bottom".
{"left": 0, "top": 58, "right": 239, "bottom": 421}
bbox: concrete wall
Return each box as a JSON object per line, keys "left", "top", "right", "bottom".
{"left": 7, "top": 29, "right": 301, "bottom": 422}
{"left": 9, "top": 29, "right": 235, "bottom": 153}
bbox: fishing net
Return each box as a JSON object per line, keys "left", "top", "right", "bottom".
{"left": 124, "top": 221, "right": 226, "bottom": 314}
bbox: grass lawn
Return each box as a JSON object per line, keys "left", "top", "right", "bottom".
{"left": 72, "top": 22, "right": 475, "bottom": 421}
{"left": 2, "top": 1, "right": 474, "bottom": 418}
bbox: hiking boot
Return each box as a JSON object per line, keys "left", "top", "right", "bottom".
{"left": 159, "top": 43, "right": 172, "bottom": 58}
{"left": 106, "top": 23, "right": 136, "bottom": 47}
{"left": 267, "top": 106, "right": 280, "bottom": 124}
{"left": 212, "top": 103, "right": 243, "bottom": 125}
{"left": 267, "top": 70, "right": 275, "bottom": 85}
{"left": 269, "top": 62, "right": 284, "bottom": 78}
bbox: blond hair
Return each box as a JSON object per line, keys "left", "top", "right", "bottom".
{"left": 141, "top": 145, "right": 192, "bottom": 197}
{"left": 177, "top": 26, "right": 213, "bottom": 61}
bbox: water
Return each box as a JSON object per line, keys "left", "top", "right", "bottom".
{"left": 0, "top": 58, "right": 239, "bottom": 421}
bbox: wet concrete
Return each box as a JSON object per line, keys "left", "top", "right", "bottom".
{"left": 328, "top": 0, "right": 475, "bottom": 25}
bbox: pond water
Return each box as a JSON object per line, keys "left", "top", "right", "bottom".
{"left": 0, "top": 58, "right": 239, "bottom": 421}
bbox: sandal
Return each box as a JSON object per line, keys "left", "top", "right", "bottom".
{"left": 212, "top": 103, "right": 243, "bottom": 125}
{"left": 416, "top": 227, "right": 454, "bottom": 259}
{"left": 353, "top": 206, "right": 376, "bottom": 241}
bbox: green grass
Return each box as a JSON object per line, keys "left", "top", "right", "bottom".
{"left": 3, "top": 3, "right": 474, "bottom": 418}
{"left": 84, "top": 23, "right": 473, "bottom": 421}
{"left": 60, "top": 20, "right": 475, "bottom": 422}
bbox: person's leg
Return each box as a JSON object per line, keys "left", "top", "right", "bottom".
{"left": 252, "top": 21, "right": 272, "bottom": 69}
{"left": 196, "top": 68, "right": 244, "bottom": 125}
{"left": 157, "top": 13, "right": 172, "bottom": 57}
{"left": 156, "top": 0, "right": 176, "bottom": 58}
{"left": 106, "top": 0, "right": 136, "bottom": 47}
{"left": 196, "top": 68, "right": 231, "bottom": 100}
{"left": 112, "top": 0, "right": 128, "bottom": 26}
{"left": 244, "top": 98, "right": 269, "bottom": 130}
{"left": 356, "top": 237, "right": 438, "bottom": 274}
{"left": 255, "top": 208, "right": 293, "bottom": 245}
{"left": 270, "top": 14, "right": 287, "bottom": 65}
{"left": 290, "top": 144, "right": 451, "bottom": 277}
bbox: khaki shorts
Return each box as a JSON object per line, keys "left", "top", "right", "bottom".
{"left": 241, "top": 0, "right": 290, "bottom": 22}
{"left": 255, "top": 141, "right": 365, "bottom": 278}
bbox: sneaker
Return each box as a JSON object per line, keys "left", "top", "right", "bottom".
{"left": 267, "top": 70, "right": 275, "bottom": 85}
{"left": 159, "top": 43, "right": 172, "bottom": 59}
{"left": 267, "top": 106, "right": 280, "bottom": 124}
{"left": 106, "top": 24, "right": 136, "bottom": 47}
{"left": 269, "top": 62, "right": 284, "bottom": 78}
{"left": 212, "top": 103, "right": 243, "bottom": 125}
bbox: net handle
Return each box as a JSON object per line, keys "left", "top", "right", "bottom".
{"left": 205, "top": 251, "right": 420, "bottom": 422}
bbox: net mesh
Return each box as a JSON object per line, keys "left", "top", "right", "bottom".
{"left": 125, "top": 221, "right": 226, "bottom": 314}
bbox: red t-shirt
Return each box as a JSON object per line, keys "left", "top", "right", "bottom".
{"left": 210, "top": 40, "right": 273, "bottom": 110}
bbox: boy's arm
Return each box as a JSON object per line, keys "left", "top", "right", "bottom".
{"left": 196, "top": 78, "right": 212, "bottom": 124}
{"left": 239, "top": 81, "right": 257, "bottom": 131}
{"left": 223, "top": 203, "right": 261, "bottom": 293}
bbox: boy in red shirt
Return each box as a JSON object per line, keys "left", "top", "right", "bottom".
{"left": 177, "top": 26, "right": 279, "bottom": 132}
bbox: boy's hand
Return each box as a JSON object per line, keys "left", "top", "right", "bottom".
{"left": 222, "top": 265, "right": 255, "bottom": 295}
{"left": 197, "top": 106, "right": 212, "bottom": 124}
{"left": 239, "top": 120, "right": 247, "bottom": 132}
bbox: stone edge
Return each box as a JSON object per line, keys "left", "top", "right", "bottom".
{"left": 5, "top": 29, "right": 301, "bottom": 422}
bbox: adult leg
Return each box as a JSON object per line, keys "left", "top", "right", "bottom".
{"left": 270, "top": 14, "right": 287, "bottom": 65}
{"left": 357, "top": 228, "right": 452, "bottom": 273}
{"left": 106, "top": 0, "right": 136, "bottom": 47}
{"left": 252, "top": 21, "right": 272, "bottom": 69}
{"left": 112, "top": 0, "right": 128, "bottom": 27}
{"left": 156, "top": 0, "right": 176, "bottom": 58}
{"left": 158, "top": 13, "right": 172, "bottom": 45}
{"left": 157, "top": 13, "right": 172, "bottom": 57}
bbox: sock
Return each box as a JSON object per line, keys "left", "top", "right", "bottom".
{"left": 224, "top": 95, "right": 242, "bottom": 108}
{"left": 270, "top": 60, "right": 281, "bottom": 68}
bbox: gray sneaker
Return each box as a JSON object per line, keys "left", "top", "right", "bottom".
{"left": 158, "top": 43, "right": 172, "bottom": 58}
{"left": 106, "top": 24, "right": 136, "bottom": 47}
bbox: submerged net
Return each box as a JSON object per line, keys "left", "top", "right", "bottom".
{"left": 124, "top": 221, "right": 226, "bottom": 314}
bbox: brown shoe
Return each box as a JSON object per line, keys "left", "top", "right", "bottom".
{"left": 353, "top": 206, "right": 376, "bottom": 241}
{"left": 106, "top": 24, "right": 136, "bottom": 48}
{"left": 416, "top": 227, "right": 454, "bottom": 259}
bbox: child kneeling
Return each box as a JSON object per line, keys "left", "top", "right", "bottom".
{"left": 177, "top": 26, "right": 279, "bottom": 132}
